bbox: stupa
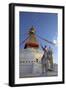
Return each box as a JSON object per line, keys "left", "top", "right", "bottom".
{"left": 19, "top": 26, "right": 43, "bottom": 78}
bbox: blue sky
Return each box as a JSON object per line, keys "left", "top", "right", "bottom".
{"left": 19, "top": 12, "right": 58, "bottom": 64}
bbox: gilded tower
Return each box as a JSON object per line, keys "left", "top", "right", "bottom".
{"left": 24, "top": 26, "right": 39, "bottom": 49}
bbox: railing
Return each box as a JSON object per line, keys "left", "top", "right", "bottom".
{"left": 20, "top": 60, "right": 41, "bottom": 63}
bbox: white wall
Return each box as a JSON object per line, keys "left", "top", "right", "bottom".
{"left": 0, "top": 0, "right": 66, "bottom": 89}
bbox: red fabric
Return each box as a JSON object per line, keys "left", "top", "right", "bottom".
{"left": 25, "top": 42, "right": 39, "bottom": 47}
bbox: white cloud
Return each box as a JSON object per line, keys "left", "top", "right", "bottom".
{"left": 53, "top": 39, "right": 58, "bottom": 46}
{"left": 53, "top": 40, "right": 56, "bottom": 44}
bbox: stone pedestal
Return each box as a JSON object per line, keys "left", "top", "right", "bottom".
{"left": 19, "top": 48, "right": 43, "bottom": 77}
